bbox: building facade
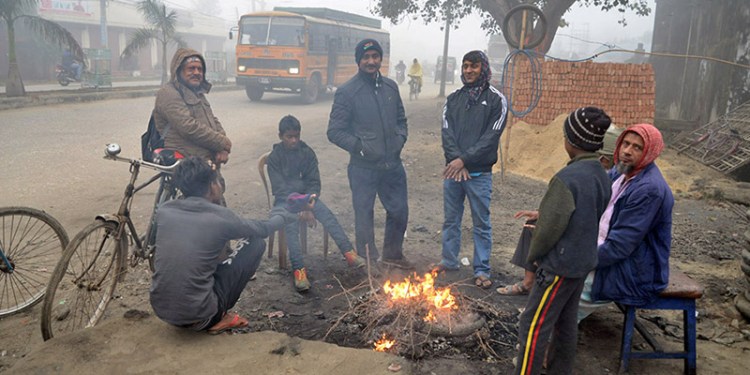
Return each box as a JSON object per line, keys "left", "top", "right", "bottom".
{"left": 0, "top": 0, "right": 230, "bottom": 82}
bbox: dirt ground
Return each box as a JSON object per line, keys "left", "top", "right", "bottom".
{"left": 2, "top": 90, "right": 750, "bottom": 374}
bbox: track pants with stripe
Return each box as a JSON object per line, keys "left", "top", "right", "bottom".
{"left": 514, "top": 268, "right": 586, "bottom": 375}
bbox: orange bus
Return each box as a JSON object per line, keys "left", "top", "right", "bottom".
{"left": 231, "top": 7, "right": 390, "bottom": 103}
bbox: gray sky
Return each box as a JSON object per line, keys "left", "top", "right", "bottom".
{"left": 168, "top": 0, "right": 656, "bottom": 66}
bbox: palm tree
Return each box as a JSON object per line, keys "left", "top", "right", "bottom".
{"left": 1, "top": 0, "right": 84, "bottom": 97}
{"left": 121, "top": 0, "right": 186, "bottom": 85}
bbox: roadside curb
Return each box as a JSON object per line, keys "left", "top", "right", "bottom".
{"left": 0, "top": 84, "right": 242, "bottom": 111}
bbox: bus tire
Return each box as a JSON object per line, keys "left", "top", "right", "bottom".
{"left": 302, "top": 76, "right": 320, "bottom": 104}
{"left": 245, "top": 85, "right": 264, "bottom": 101}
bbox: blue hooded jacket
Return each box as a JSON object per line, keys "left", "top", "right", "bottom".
{"left": 591, "top": 162, "right": 674, "bottom": 306}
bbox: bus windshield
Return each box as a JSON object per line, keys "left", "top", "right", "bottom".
{"left": 239, "top": 16, "right": 305, "bottom": 46}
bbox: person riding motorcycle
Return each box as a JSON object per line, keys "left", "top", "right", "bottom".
{"left": 62, "top": 49, "right": 82, "bottom": 81}
{"left": 395, "top": 60, "right": 406, "bottom": 85}
{"left": 407, "top": 58, "right": 423, "bottom": 93}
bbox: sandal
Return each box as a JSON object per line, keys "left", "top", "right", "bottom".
{"left": 496, "top": 281, "right": 530, "bottom": 296}
{"left": 474, "top": 275, "right": 493, "bottom": 289}
{"left": 207, "top": 313, "right": 249, "bottom": 335}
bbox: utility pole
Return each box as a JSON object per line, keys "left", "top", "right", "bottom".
{"left": 99, "top": 0, "right": 107, "bottom": 47}
{"left": 438, "top": 15, "right": 451, "bottom": 98}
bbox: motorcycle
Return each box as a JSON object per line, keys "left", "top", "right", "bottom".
{"left": 55, "top": 64, "right": 79, "bottom": 86}
{"left": 396, "top": 70, "right": 405, "bottom": 85}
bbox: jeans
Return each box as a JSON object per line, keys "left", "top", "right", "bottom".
{"left": 348, "top": 163, "right": 408, "bottom": 261}
{"left": 70, "top": 62, "right": 82, "bottom": 80}
{"left": 441, "top": 173, "right": 492, "bottom": 278}
{"left": 274, "top": 198, "right": 354, "bottom": 270}
{"left": 205, "top": 236, "right": 265, "bottom": 330}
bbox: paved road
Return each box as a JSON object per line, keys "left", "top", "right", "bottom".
{"left": 0, "top": 81, "right": 443, "bottom": 235}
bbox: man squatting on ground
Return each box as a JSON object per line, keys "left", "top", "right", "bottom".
{"left": 435, "top": 50, "right": 508, "bottom": 290}
{"left": 514, "top": 107, "right": 613, "bottom": 375}
{"left": 149, "top": 157, "right": 302, "bottom": 334}
{"left": 267, "top": 115, "right": 367, "bottom": 292}
{"left": 327, "top": 38, "right": 414, "bottom": 270}
{"left": 153, "top": 48, "right": 232, "bottom": 203}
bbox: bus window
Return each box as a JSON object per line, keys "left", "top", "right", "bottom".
{"left": 239, "top": 16, "right": 270, "bottom": 45}
{"left": 269, "top": 17, "right": 305, "bottom": 46}
{"left": 239, "top": 16, "right": 304, "bottom": 46}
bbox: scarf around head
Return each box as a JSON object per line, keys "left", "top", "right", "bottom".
{"left": 613, "top": 123, "right": 665, "bottom": 177}
{"left": 460, "top": 51, "right": 491, "bottom": 110}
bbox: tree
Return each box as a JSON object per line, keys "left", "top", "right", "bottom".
{"left": 1, "top": 0, "right": 84, "bottom": 97}
{"left": 121, "top": 0, "right": 186, "bottom": 85}
{"left": 190, "top": 0, "right": 222, "bottom": 18}
{"left": 371, "top": 0, "right": 651, "bottom": 54}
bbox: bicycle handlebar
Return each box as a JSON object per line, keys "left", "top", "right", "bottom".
{"left": 103, "top": 143, "right": 180, "bottom": 174}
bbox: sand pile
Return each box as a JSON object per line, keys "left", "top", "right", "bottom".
{"left": 498, "top": 114, "right": 722, "bottom": 194}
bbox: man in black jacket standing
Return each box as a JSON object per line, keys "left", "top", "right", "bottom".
{"left": 327, "top": 38, "right": 413, "bottom": 270}
{"left": 436, "top": 50, "right": 508, "bottom": 289}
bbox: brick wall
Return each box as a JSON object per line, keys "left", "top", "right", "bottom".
{"left": 502, "top": 60, "right": 655, "bottom": 127}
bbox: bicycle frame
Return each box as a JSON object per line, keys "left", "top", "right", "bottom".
{"left": 100, "top": 147, "right": 180, "bottom": 268}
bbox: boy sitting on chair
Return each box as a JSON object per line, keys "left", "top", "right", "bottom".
{"left": 267, "top": 115, "right": 367, "bottom": 292}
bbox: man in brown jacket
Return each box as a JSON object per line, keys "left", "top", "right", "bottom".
{"left": 153, "top": 48, "right": 232, "bottom": 197}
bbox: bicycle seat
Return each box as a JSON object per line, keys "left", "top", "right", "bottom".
{"left": 152, "top": 148, "right": 184, "bottom": 166}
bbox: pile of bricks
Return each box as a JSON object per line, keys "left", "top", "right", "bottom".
{"left": 501, "top": 60, "right": 655, "bottom": 127}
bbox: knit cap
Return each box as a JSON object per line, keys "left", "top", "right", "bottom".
{"left": 563, "top": 107, "right": 612, "bottom": 152}
{"left": 354, "top": 39, "right": 383, "bottom": 64}
{"left": 598, "top": 126, "right": 624, "bottom": 157}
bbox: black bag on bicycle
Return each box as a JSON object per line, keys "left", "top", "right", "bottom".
{"left": 141, "top": 113, "right": 164, "bottom": 162}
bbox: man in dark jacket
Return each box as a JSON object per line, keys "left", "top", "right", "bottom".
{"left": 514, "top": 107, "right": 612, "bottom": 375}
{"left": 578, "top": 123, "right": 674, "bottom": 319}
{"left": 267, "top": 115, "right": 366, "bottom": 292}
{"left": 436, "top": 50, "right": 507, "bottom": 289}
{"left": 327, "top": 38, "right": 413, "bottom": 269}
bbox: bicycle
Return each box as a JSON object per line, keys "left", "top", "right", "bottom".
{"left": 408, "top": 76, "right": 420, "bottom": 101}
{"left": 41, "top": 144, "right": 182, "bottom": 340}
{"left": 677, "top": 120, "right": 743, "bottom": 165}
{"left": 0, "top": 207, "right": 69, "bottom": 317}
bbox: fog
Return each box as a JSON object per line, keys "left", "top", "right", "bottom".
{"left": 169, "top": 0, "right": 655, "bottom": 68}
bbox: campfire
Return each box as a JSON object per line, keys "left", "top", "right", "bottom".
{"left": 326, "top": 270, "right": 516, "bottom": 360}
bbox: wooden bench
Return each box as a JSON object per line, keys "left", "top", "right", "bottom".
{"left": 617, "top": 268, "right": 703, "bottom": 374}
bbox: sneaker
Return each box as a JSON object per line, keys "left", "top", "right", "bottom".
{"left": 293, "top": 268, "right": 311, "bottom": 292}
{"left": 344, "top": 250, "right": 366, "bottom": 269}
{"left": 380, "top": 256, "right": 416, "bottom": 270}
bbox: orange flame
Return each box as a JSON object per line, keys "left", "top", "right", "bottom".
{"left": 374, "top": 333, "right": 395, "bottom": 352}
{"left": 382, "top": 272, "right": 458, "bottom": 322}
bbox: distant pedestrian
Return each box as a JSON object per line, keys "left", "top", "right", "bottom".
{"left": 327, "top": 38, "right": 413, "bottom": 270}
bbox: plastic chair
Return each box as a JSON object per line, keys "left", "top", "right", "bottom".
{"left": 258, "top": 151, "right": 328, "bottom": 269}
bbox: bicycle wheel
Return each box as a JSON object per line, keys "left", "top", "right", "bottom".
{"left": 41, "top": 220, "right": 124, "bottom": 340}
{"left": 702, "top": 138, "right": 740, "bottom": 165}
{"left": 0, "top": 207, "right": 69, "bottom": 317}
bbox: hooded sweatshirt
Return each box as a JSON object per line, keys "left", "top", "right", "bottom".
{"left": 153, "top": 48, "right": 231, "bottom": 161}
